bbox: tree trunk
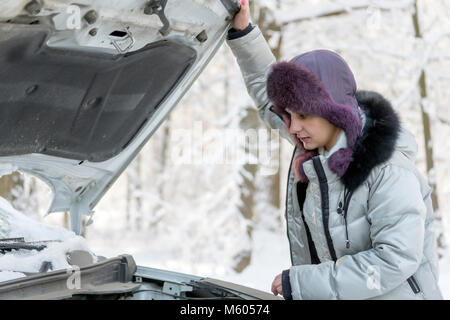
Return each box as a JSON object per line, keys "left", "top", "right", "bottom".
{"left": 232, "top": 3, "right": 285, "bottom": 273}
{"left": 146, "top": 115, "right": 171, "bottom": 230}
{"left": 237, "top": 113, "right": 260, "bottom": 227}
{"left": 234, "top": 108, "right": 259, "bottom": 273}
{"left": 257, "top": 6, "right": 283, "bottom": 212}
{"left": 127, "top": 153, "right": 143, "bottom": 231}
{"left": 157, "top": 116, "right": 171, "bottom": 202}
{"left": 0, "top": 172, "right": 24, "bottom": 205}
{"left": 411, "top": 0, "right": 446, "bottom": 257}
{"left": 63, "top": 211, "right": 70, "bottom": 229}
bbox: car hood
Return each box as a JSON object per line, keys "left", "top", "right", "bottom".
{"left": 0, "top": 0, "right": 239, "bottom": 234}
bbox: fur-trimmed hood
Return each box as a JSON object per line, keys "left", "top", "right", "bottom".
{"left": 265, "top": 53, "right": 404, "bottom": 189}
{"left": 340, "top": 90, "right": 402, "bottom": 191}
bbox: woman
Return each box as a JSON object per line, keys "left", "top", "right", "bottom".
{"left": 226, "top": 0, "right": 443, "bottom": 299}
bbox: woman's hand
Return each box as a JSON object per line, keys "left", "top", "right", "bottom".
{"left": 232, "top": 0, "right": 251, "bottom": 31}
{"left": 271, "top": 273, "right": 283, "bottom": 296}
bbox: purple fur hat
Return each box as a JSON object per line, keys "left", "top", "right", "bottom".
{"left": 266, "top": 50, "right": 362, "bottom": 182}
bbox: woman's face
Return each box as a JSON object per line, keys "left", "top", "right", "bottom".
{"left": 286, "top": 109, "right": 341, "bottom": 151}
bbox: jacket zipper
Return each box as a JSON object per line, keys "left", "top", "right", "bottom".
{"left": 312, "top": 156, "right": 338, "bottom": 261}
{"left": 337, "top": 188, "right": 354, "bottom": 249}
{"left": 407, "top": 275, "right": 421, "bottom": 294}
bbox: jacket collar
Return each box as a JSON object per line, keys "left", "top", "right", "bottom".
{"left": 339, "top": 90, "right": 401, "bottom": 191}
{"left": 319, "top": 129, "right": 348, "bottom": 158}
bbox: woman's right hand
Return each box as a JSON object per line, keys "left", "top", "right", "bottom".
{"left": 232, "top": 0, "right": 251, "bottom": 31}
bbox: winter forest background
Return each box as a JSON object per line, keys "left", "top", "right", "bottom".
{"left": 1, "top": 0, "right": 450, "bottom": 296}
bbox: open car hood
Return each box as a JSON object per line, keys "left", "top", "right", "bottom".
{"left": 0, "top": 0, "right": 240, "bottom": 234}
{"left": 0, "top": 251, "right": 282, "bottom": 300}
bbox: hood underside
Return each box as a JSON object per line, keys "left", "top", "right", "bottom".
{"left": 0, "top": 0, "right": 239, "bottom": 234}
{"left": 0, "top": 23, "right": 197, "bottom": 162}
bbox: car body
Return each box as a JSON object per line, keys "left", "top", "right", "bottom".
{"left": 0, "top": 0, "right": 282, "bottom": 300}
{"left": 0, "top": 249, "right": 280, "bottom": 299}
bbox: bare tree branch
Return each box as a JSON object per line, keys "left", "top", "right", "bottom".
{"left": 274, "top": 0, "right": 414, "bottom": 26}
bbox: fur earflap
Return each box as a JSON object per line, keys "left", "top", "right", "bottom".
{"left": 328, "top": 148, "right": 354, "bottom": 177}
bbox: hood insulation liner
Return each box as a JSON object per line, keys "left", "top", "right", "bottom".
{"left": 0, "top": 24, "right": 197, "bottom": 162}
